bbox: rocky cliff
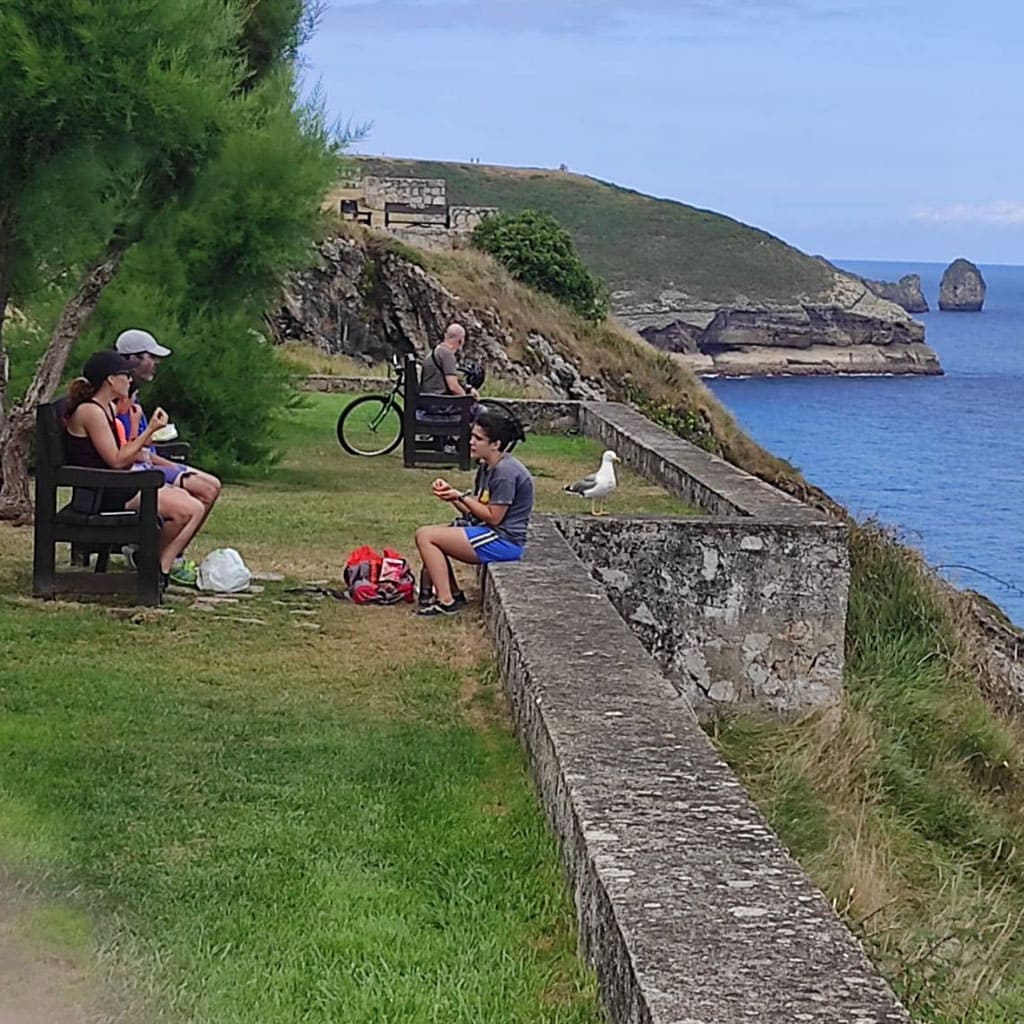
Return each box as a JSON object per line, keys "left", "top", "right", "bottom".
{"left": 632, "top": 269, "right": 941, "bottom": 377}
{"left": 939, "top": 258, "right": 986, "bottom": 311}
{"left": 862, "top": 273, "right": 929, "bottom": 313}
{"left": 272, "top": 233, "right": 607, "bottom": 401}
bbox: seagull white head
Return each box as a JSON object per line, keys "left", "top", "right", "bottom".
{"left": 602, "top": 450, "right": 621, "bottom": 463}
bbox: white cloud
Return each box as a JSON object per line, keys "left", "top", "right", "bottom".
{"left": 912, "top": 201, "right": 1024, "bottom": 226}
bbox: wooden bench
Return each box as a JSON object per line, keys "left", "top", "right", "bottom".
{"left": 401, "top": 355, "right": 474, "bottom": 471}
{"left": 48, "top": 397, "right": 189, "bottom": 569}
{"left": 384, "top": 202, "right": 448, "bottom": 228}
{"left": 32, "top": 402, "right": 165, "bottom": 605}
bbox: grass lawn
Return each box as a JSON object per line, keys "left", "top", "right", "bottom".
{"left": 0, "top": 393, "right": 689, "bottom": 1022}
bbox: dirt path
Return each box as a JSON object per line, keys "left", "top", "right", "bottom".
{"left": 0, "top": 879, "right": 108, "bottom": 1024}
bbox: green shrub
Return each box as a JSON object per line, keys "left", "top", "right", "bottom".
{"left": 471, "top": 210, "right": 609, "bottom": 322}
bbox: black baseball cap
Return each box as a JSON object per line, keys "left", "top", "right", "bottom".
{"left": 83, "top": 350, "right": 134, "bottom": 387}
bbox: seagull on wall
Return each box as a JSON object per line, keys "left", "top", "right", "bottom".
{"left": 564, "top": 450, "right": 621, "bottom": 516}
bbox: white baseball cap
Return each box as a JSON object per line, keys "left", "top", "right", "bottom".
{"left": 115, "top": 328, "right": 171, "bottom": 358}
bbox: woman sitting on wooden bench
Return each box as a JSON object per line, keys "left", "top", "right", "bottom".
{"left": 63, "top": 351, "right": 206, "bottom": 589}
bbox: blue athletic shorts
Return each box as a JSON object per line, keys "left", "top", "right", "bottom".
{"left": 464, "top": 525, "right": 524, "bottom": 564}
{"left": 160, "top": 463, "right": 191, "bottom": 486}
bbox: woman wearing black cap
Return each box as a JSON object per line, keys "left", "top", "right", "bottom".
{"left": 64, "top": 351, "right": 206, "bottom": 583}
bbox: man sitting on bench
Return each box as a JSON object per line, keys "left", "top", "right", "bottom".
{"left": 418, "top": 323, "right": 481, "bottom": 451}
{"left": 115, "top": 329, "right": 222, "bottom": 520}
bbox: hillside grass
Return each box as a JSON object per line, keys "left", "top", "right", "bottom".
{"left": 0, "top": 395, "right": 699, "bottom": 1023}
{"left": 710, "top": 524, "right": 1024, "bottom": 1023}
{"left": 355, "top": 157, "right": 833, "bottom": 306}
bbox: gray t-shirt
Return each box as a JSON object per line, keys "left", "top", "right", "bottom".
{"left": 477, "top": 454, "right": 534, "bottom": 547}
{"left": 419, "top": 343, "right": 458, "bottom": 395}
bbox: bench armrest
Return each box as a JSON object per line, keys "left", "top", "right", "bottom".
{"left": 154, "top": 441, "right": 191, "bottom": 462}
{"left": 55, "top": 467, "right": 165, "bottom": 489}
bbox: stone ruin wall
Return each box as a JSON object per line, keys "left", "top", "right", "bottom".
{"left": 324, "top": 176, "right": 497, "bottom": 248}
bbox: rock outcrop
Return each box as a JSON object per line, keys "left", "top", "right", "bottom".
{"left": 272, "top": 234, "right": 607, "bottom": 400}
{"left": 862, "top": 273, "right": 929, "bottom": 313}
{"left": 634, "top": 269, "right": 941, "bottom": 377}
{"left": 939, "top": 258, "right": 986, "bottom": 311}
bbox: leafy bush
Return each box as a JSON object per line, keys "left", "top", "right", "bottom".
{"left": 471, "top": 209, "right": 608, "bottom": 322}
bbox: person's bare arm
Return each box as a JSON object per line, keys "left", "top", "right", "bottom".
{"left": 434, "top": 481, "right": 507, "bottom": 526}
{"left": 78, "top": 405, "right": 168, "bottom": 469}
{"left": 444, "top": 373, "right": 467, "bottom": 396}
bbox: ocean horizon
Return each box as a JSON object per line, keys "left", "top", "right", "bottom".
{"left": 708, "top": 258, "right": 1024, "bottom": 627}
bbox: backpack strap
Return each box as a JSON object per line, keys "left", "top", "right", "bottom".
{"left": 432, "top": 346, "right": 456, "bottom": 396}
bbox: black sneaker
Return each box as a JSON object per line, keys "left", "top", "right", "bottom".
{"left": 419, "top": 591, "right": 467, "bottom": 609}
{"left": 416, "top": 601, "right": 461, "bottom": 617}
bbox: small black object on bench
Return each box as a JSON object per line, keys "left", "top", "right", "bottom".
{"left": 32, "top": 402, "right": 165, "bottom": 606}
{"left": 401, "top": 354, "right": 473, "bottom": 471}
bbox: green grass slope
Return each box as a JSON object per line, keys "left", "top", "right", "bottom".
{"left": 355, "top": 156, "right": 834, "bottom": 307}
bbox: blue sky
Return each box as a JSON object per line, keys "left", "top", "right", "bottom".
{"left": 303, "top": 1, "right": 1024, "bottom": 264}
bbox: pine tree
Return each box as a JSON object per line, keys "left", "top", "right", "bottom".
{"left": 0, "top": 0, "right": 339, "bottom": 518}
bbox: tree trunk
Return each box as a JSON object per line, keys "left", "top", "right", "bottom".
{"left": 0, "top": 202, "right": 14, "bottom": 442}
{"left": 0, "top": 242, "right": 127, "bottom": 523}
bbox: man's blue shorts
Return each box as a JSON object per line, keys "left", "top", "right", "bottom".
{"left": 463, "top": 526, "right": 524, "bottom": 564}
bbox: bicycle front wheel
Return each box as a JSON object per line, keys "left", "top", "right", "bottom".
{"left": 337, "top": 396, "right": 403, "bottom": 456}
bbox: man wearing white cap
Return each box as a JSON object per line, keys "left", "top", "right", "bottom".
{"left": 115, "top": 328, "right": 222, "bottom": 537}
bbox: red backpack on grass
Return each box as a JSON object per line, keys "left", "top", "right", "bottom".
{"left": 343, "top": 546, "right": 416, "bottom": 605}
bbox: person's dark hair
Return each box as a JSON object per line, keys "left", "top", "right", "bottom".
{"left": 475, "top": 409, "right": 525, "bottom": 452}
{"left": 65, "top": 378, "right": 96, "bottom": 414}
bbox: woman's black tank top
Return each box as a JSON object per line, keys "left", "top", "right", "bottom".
{"left": 64, "top": 401, "right": 136, "bottom": 512}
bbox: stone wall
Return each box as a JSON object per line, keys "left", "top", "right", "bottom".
{"left": 448, "top": 205, "right": 496, "bottom": 232}
{"left": 484, "top": 517, "right": 909, "bottom": 1024}
{"left": 572, "top": 401, "right": 848, "bottom": 717}
{"left": 558, "top": 517, "right": 848, "bottom": 716}
{"left": 303, "top": 374, "right": 386, "bottom": 394}
{"left": 388, "top": 225, "right": 460, "bottom": 252}
{"left": 362, "top": 175, "right": 448, "bottom": 207}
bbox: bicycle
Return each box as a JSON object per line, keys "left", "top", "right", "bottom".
{"left": 335, "top": 353, "right": 524, "bottom": 457}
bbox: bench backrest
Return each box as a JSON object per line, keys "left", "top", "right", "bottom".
{"left": 401, "top": 354, "right": 473, "bottom": 470}
{"left": 35, "top": 403, "right": 66, "bottom": 499}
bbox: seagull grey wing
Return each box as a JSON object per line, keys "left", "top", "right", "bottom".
{"left": 564, "top": 473, "right": 598, "bottom": 495}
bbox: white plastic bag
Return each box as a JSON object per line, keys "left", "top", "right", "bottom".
{"left": 197, "top": 548, "right": 252, "bottom": 593}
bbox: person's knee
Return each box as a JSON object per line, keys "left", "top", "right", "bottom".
{"left": 185, "top": 472, "right": 221, "bottom": 506}
{"left": 184, "top": 493, "right": 205, "bottom": 523}
{"left": 158, "top": 494, "right": 188, "bottom": 525}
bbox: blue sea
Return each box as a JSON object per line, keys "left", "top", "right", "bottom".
{"left": 707, "top": 260, "right": 1024, "bottom": 627}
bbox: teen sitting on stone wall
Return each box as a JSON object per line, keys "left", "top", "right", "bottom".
{"left": 414, "top": 411, "right": 534, "bottom": 617}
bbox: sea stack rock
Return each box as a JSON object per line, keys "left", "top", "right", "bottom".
{"left": 939, "top": 258, "right": 986, "bottom": 311}
{"left": 863, "top": 273, "right": 929, "bottom": 313}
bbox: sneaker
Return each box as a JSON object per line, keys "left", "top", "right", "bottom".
{"left": 416, "top": 600, "right": 461, "bottom": 617}
{"left": 418, "top": 590, "right": 467, "bottom": 609}
{"left": 168, "top": 562, "right": 198, "bottom": 587}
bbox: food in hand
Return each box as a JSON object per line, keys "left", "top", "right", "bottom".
{"left": 150, "top": 424, "right": 178, "bottom": 443}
